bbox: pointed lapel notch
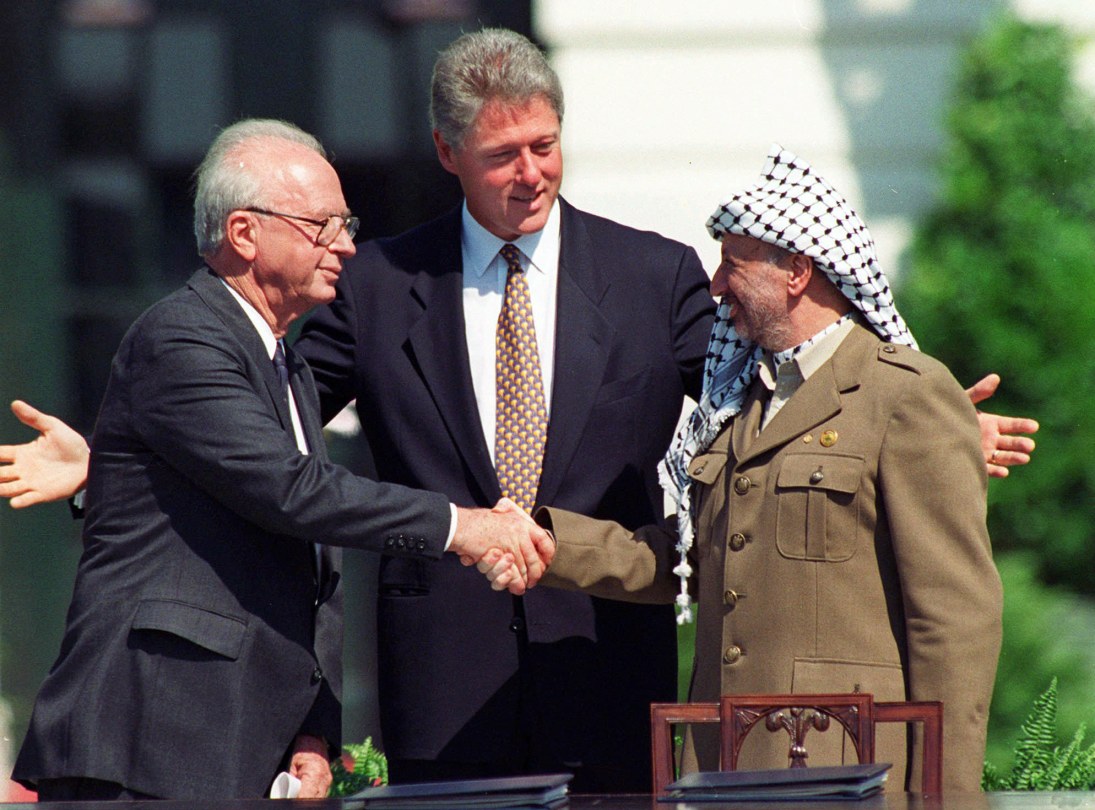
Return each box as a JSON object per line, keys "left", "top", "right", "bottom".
{"left": 535, "top": 202, "right": 613, "bottom": 507}
{"left": 187, "top": 267, "right": 296, "bottom": 434}
{"left": 404, "top": 210, "right": 500, "bottom": 500}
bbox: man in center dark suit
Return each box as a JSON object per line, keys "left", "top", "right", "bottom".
{"left": 294, "top": 28, "right": 715, "bottom": 791}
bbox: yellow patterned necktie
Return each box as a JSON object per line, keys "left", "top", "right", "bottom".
{"left": 495, "top": 243, "right": 548, "bottom": 514}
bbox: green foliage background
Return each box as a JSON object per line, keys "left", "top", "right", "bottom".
{"left": 898, "top": 13, "right": 1095, "bottom": 771}
{"left": 901, "top": 14, "right": 1095, "bottom": 591}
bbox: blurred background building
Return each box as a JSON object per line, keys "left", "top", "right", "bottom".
{"left": 1, "top": 0, "right": 1092, "bottom": 796}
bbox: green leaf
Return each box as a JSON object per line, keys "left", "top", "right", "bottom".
{"left": 328, "top": 736, "right": 389, "bottom": 797}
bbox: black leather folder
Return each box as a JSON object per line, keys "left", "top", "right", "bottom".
{"left": 349, "top": 772, "right": 572, "bottom": 809}
{"left": 659, "top": 762, "right": 892, "bottom": 802}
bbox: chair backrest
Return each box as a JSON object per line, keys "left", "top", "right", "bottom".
{"left": 650, "top": 694, "right": 943, "bottom": 796}
{"left": 650, "top": 702, "right": 719, "bottom": 797}
{"left": 720, "top": 693, "right": 877, "bottom": 772}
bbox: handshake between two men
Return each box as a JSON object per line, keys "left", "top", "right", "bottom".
{"left": 0, "top": 400, "right": 554, "bottom": 596}
{"left": 452, "top": 498, "right": 554, "bottom": 594}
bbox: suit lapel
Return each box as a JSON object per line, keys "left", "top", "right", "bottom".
{"left": 287, "top": 345, "right": 328, "bottom": 460}
{"left": 731, "top": 380, "right": 767, "bottom": 461}
{"left": 734, "top": 324, "right": 872, "bottom": 465}
{"left": 187, "top": 267, "right": 295, "bottom": 434}
{"left": 404, "top": 210, "right": 500, "bottom": 500}
{"left": 536, "top": 202, "right": 613, "bottom": 508}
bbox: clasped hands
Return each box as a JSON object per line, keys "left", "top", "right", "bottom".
{"left": 449, "top": 499, "right": 554, "bottom": 595}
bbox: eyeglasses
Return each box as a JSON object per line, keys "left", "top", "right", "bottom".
{"left": 245, "top": 207, "right": 360, "bottom": 246}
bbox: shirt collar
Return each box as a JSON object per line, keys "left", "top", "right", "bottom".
{"left": 220, "top": 278, "right": 279, "bottom": 360}
{"left": 759, "top": 313, "right": 857, "bottom": 389}
{"left": 461, "top": 199, "right": 562, "bottom": 278}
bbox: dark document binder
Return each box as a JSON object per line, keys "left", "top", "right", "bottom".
{"left": 350, "top": 772, "right": 572, "bottom": 809}
{"left": 659, "top": 763, "right": 892, "bottom": 802}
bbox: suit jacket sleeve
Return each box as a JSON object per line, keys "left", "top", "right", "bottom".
{"left": 669, "top": 246, "right": 717, "bottom": 403}
{"left": 124, "top": 310, "right": 452, "bottom": 553}
{"left": 880, "top": 360, "right": 1003, "bottom": 791}
{"left": 537, "top": 507, "right": 681, "bottom": 605}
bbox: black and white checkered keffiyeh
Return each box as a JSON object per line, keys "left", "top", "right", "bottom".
{"left": 658, "top": 144, "right": 917, "bottom": 623}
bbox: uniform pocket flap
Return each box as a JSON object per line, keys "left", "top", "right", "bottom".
{"left": 688, "top": 450, "right": 729, "bottom": 484}
{"left": 792, "top": 657, "right": 906, "bottom": 700}
{"left": 131, "top": 599, "right": 246, "bottom": 660}
{"left": 777, "top": 454, "right": 863, "bottom": 495}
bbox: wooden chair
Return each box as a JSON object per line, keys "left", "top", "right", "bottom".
{"left": 651, "top": 693, "right": 943, "bottom": 796}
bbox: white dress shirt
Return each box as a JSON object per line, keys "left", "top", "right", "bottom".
{"left": 460, "top": 201, "right": 561, "bottom": 465}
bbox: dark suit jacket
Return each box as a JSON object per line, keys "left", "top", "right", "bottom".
{"left": 13, "top": 268, "right": 452, "bottom": 800}
{"left": 295, "top": 199, "right": 715, "bottom": 787}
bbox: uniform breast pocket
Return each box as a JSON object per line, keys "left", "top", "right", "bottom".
{"left": 775, "top": 453, "right": 863, "bottom": 562}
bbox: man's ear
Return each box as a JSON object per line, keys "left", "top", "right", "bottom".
{"left": 786, "top": 253, "right": 813, "bottom": 298}
{"left": 224, "top": 210, "right": 259, "bottom": 263}
{"left": 433, "top": 130, "right": 459, "bottom": 176}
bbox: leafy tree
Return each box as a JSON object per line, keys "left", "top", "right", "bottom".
{"left": 901, "top": 14, "right": 1095, "bottom": 593}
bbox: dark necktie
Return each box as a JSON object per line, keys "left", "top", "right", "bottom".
{"left": 273, "top": 340, "right": 290, "bottom": 397}
{"left": 495, "top": 243, "right": 548, "bottom": 514}
{"left": 275, "top": 339, "right": 321, "bottom": 583}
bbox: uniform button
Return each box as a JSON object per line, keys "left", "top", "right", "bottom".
{"left": 723, "top": 645, "right": 742, "bottom": 664}
{"left": 692, "top": 463, "right": 706, "bottom": 475}
{"left": 809, "top": 470, "right": 825, "bottom": 484}
{"left": 311, "top": 667, "right": 323, "bottom": 684}
{"left": 416, "top": 540, "right": 426, "bottom": 551}
{"left": 724, "top": 589, "right": 739, "bottom": 608}
{"left": 728, "top": 533, "right": 747, "bottom": 552}
{"left": 509, "top": 617, "right": 525, "bottom": 633}
{"left": 734, "top": 476, "right": 751, "bottom": 495}
{"left": 883, "top": 345, "right": 896, "bottom": 354}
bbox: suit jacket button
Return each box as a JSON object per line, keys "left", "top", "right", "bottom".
{"left": 416, "top": 540, "right": 426, "bottom": 551}
{"left": 311, "top": 667, "right": 323, "bottom": 684}
{"left": 723, "top": 645, "right": 742, "bottom": 665}
{"left": 728, "top": 533, "right": 747, "bottom": 552}
{"left": 734, "top": 476, "right": 751, "bottom": 495}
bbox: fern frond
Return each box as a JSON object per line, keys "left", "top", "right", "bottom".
{"left": 1057, "top": 728, "right": 1095, "bottom": 790}
{"left": 328, "top": 736, "right": 389, "bottom": 797}
{"left": 982, "top": 760, "right": 1006, "bottom": 791}
{"left": 1011, "top": 678, "right": 1059, "bottom": 789}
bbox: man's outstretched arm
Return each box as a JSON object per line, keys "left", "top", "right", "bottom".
{"left": 0, "top": 400, "right": 89, "bottom": 507}
{"left": 965, "top": 374, "right": 1039, "bottom": 478}
{"left": 0, "top": 377, "right": 1041, "bottom": 509}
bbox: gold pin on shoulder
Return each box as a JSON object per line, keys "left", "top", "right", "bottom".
{"left": 820, "top": 430, "right": 838, "bottom": 447}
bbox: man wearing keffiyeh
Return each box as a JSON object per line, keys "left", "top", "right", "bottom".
{"left": 492, "top": 146, "right": 1005, "bottom": 792}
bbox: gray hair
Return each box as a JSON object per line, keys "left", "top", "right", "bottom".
{"left": 430, "top": 28, "right": 564, "bottom": 149}
{"left": 193, "top": 119, "right": 326, "bottom": 257}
